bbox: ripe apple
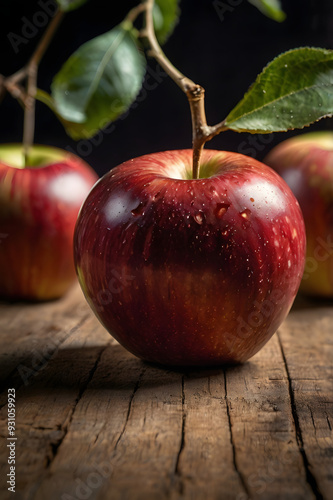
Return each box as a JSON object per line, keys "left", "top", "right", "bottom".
{"left": 74, "top": 149, "right": 306, "bottom": 366}
{"left": 0, "top": 144, "right": 98, "bottom": 301}
{"left": 265, "top": 132, "right": 333, "bottom": 297}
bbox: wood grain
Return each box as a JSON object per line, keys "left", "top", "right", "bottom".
{"left": 0, "top": 286, "right": 332, "bottom": 500}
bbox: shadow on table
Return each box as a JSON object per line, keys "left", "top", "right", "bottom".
{"left": 1, "top": 341, "right": 248, "bottom": 396}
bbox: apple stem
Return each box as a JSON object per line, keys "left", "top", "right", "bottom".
{"left": 142, "top": 0, "right": 228, "bottom": 179}
{"left": 186, "top": 85, "right": 212, "bottom": 179}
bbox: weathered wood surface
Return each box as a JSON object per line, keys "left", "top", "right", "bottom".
{"left": 0, "top": 285, "right": 332, "bottom": 500}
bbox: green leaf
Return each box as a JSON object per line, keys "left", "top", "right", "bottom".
{"left": 248, "top": 0, "right": 286, "bottom": 22}
{"left": 154, "top": 0, "right": 180, "bottom": 44}
{"left": 224, "top": 47, "right": 333, "bottom": 134}
{"left": 50, "top": 24, "right": 146, "bottom": 139}
{"left": 56, "top": 0, "right": 88, "bottom": 12}
{"left": 35, "top": 89, "right": 85, "bottom": 137}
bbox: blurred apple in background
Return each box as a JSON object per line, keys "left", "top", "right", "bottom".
{"left": 265, "top": 132, "right": 333, "bottom": 298}
{"left": 0, "top": 144, "right": 98, "bottom": 301}
{"left": 74, "top": 149, "right": 306, "bottom": 367}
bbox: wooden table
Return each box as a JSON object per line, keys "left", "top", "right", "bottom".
{"left": 0, "top": 285, "right": 332, "bottom": 500}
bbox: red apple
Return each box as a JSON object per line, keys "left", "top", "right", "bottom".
{"left": 0, "top": 144, "right": 98, "bottom": 300}
{"left": 74, "top": 149, "right": 306, "bottom": 366}
{"left": 265, "top": 132, "right": 333, "bottom": 297}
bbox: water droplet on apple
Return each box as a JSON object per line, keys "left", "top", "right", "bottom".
{"left": 215, "top": 202, "right": 230, "bottom": 218}
{"left": 240, "top": 208, "right": 251, "bottom": 219}
{"left": 240, "top": 208, "right": 252, "bottom": 229}
{"left": 131, "top": 202, "right": 146, "bottom": 216}
{"left": 194, "top": 212, "right": 204, "bottom": 224}
{"left": 209, "top": 186, "right": 217, "bottom": 195}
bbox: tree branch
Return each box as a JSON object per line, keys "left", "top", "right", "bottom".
{"left": 125, "top": 2, "right": 146, "bottom": 24}
{"left": 29, "top": 10, "right": 64, "bottom": 68}
{"left": 0, "top": 75, "right": 7, "bottom": 105}
{"left": 23, "top": 64, "right": 37, "bottom": 164}
{"left": 22, "top": 9, "right": 64, "bottom": 163}
{"left": 144, "top": 0, "right": 195, "bottom": 92}
{"left": 141, "top": 0, "right": 228, "bottom": 178}
{"left": 0, "top": 9, "right": 64, "bottom": 165}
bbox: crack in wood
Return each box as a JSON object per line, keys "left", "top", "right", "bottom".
{"left": 277, "top": 333, "right": 324, "bottom": 500}
{"left": 44, "top": 344, "right": 108, "bottom": 470}
{"left": 0, "top": 312, "right": 91, "bottom": 403}
{"left": 114, "top": 367, "right": 145, "bottom": 449}
{"left": 173, "top": 374, "right": 186, "bottom": 495}
{"left": 308, "top": 405, "right": 317, "bottom": 437}
{"left": 224, "top": 369, "right": 251, "bottom": 499}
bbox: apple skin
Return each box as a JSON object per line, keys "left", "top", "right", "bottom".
{"left": 265, "top": 132, "right": 333, "bottom": 297}
{"left": 0, "top": 144, "right": 98, "bottom": 301}
{"left": 74, "top": 149, "right": 306, "bottom": 367}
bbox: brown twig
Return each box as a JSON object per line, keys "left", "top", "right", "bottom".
{"left": 142, "top": 0, "right": 227, "bottom": 178}
{"left": 0, "top": 9, "right": 64, "bottom": 165}
{"left": 23, "top": 9, "right": 64, "bottom": 163}
{"left": 23, "top": 64, "right": 37, "bottom": 164}
{"left": 29, "top": 10, "right": 64, "bottom": 68}
{"left": 125, "top": 2, "right": 146, "bottom": 24}
{"left": 0, "top": 75, "right": 7, "bottom": 105}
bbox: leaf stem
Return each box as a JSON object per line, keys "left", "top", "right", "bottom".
{"left": 142, "top": 0, "right": 227, "bottom": 178}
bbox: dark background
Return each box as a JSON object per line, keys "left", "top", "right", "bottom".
{"left": 1, "top": 0, "right": 333, "bottom": 177}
